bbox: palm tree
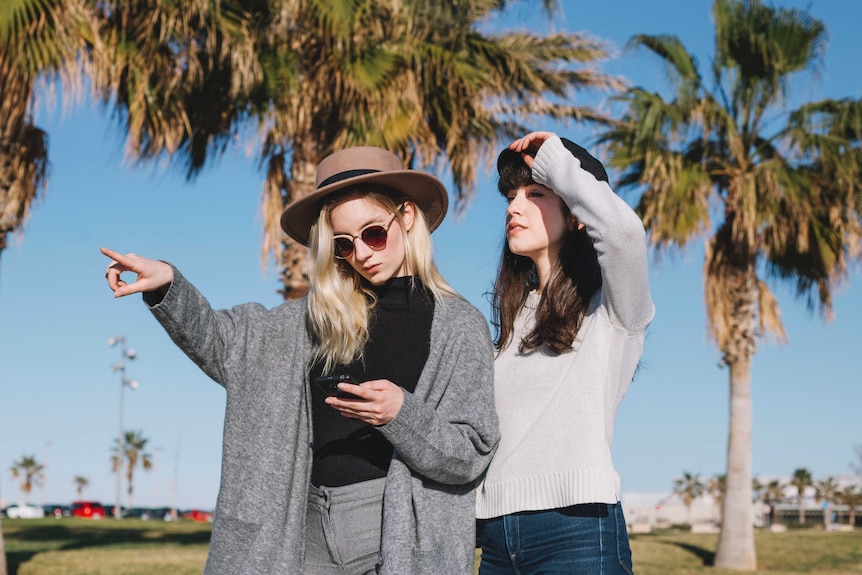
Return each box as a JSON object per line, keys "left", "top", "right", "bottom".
{"left": 111, "top": 431, "right": 153, "bottom": 510}
{"left": 707, "top": 473, "right": 727, "bottom": 524}
{"left": 9, "top": 455, "right": 44, "bottom": 504}
{"left": 790, "top": 468, "right": 814, "bottom": 526}
{"left": 0, "top": 0, "right": 96, "bottom": 268}
{"left": 86, "top": 0, "right": 619, "bottom": 298}
{"left": 761, "top": 479, "right": 785, "bottom": 527}
{"left": 85, "top": 0, "right": 258, "bottom": 167}
{"left": 673, "top": 471, "right": 705, "bottom": 526}
{"left": 597, "top": 0, "right": 862, "bottom": 568}
{"left": 73, "top": 475, "right": 89, "bottom": 497}
{"left": 837, "top": 484, "right": 860, "bottom": 528}
{"left": 815, "top": 475, "right": 839, "bottom": 529}
{"left": 0, "top": 0, "right": 253, "bottom": 289}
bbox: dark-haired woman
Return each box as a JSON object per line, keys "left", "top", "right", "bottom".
{"left": 476, "top": 131, "right": 654, "bottom": 574}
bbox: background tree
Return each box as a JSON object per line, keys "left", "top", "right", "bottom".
{"left": 84, "top": 0, "right": 619, "bottom": 298}
{"left": 761, "top": 479, "right": 785, "bottom": 527}
{"left": 673, "top": 471, "right": 705, "bottom": 526}
{"left": 837, "top": 484, "right": 860, "bottom": 528}
{"left": 9, "top": 455, "right": 43, "bottom": 504}
{"left": 707, "top": 473, "right": 727, "bottom": 524}
{"left": 597, "top": 0, "right": 862, "bottom": 568}
{"left": 0, "top": 0, "right": 97, "bottom": 269}
{"left": 790, "top": 467, "right": 814, "bottom": 526}
{"left": 4, "top": 0, "right": 621, "bottom": 298}
{"left": 73, "top": 475, "right": 88, "bottom": 497}
{"left": 111, "top": 431, "right": 153, "bottom": 511}
{"left": 815, "top": 475, "right": 839, "bottom": 530}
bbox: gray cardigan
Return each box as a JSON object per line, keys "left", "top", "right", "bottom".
{"left": 148, "top": 267, "right": 499, "bottom": 574}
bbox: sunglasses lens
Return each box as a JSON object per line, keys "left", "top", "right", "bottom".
{"left": 361, "top": 226, "right": 388, "bottom": 249}
{"left": 332, "top": 214, "right": 394, "bottom": 259}
{"left": 333, "top": 237, "right": 354, "bottom": 259}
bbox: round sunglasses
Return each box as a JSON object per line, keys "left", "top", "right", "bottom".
{"left": 332, "top": 210, "right": 400, "bottom": 259}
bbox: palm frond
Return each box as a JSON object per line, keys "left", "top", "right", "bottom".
{"left": 626, "top": 34, "right": 701, "bottom": 103}
{"left": 0, "top": 0, "right": 59, "bottom": 44}
{"left": 713, "top": 0, "right": 826, "bottom": 118}
{"left": 755, "top": 278, "right": 786, "bottom": 343}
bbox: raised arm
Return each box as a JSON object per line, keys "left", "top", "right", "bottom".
{"left": 526, "top": 134, "right": 654, "bottom": 330}
{"left": 101, "top": 247, "right": 260, "bottom": 386}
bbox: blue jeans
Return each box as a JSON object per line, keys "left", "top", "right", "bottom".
{"left": 478, "top": 503, "right": 634, "bottom": 575}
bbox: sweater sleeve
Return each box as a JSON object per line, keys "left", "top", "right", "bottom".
{"left": 145, "top": 265, "right": 267, "bottom": 387}
{"left": 376, "top": 304, "right": 500, "bottom": 485}
{"left": 531, "top": 136, "right": 655, "bottom": 331}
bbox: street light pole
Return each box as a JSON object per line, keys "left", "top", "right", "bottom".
{"left": 109, "top": 336, "right": 139, "bottom": 519}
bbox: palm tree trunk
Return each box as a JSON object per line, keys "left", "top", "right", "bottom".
{"left": 127, "top": 467, "right": 134, "bottom": 511}
{"left": 279, "top": 238, "right": 309, "bottom": 299}
{"left": 278, "top": 147, "right": 320, "bottom": 300}
{"left": 0, "top": 516, "right": 8, "bottom": 575}
{"left": 714, "top": 357, "right": 756, "bottom": 570}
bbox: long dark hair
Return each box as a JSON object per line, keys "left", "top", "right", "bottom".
{"left": 491, "top": 151, "right": 603, "bottom": 354}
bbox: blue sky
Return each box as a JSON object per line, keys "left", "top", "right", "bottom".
{"left": 1, "top": 0, "right": 860, "bottom": 510}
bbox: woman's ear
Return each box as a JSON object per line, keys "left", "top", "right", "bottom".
{"left": 401, "top": 201, "right": 416, "bottom": 231}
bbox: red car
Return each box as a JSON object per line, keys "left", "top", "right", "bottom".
{"left": 71, "top": 500, "right": 108, "bottom": 519}
{"left": 182, "top": 509, "right": 215, "bottom": 522}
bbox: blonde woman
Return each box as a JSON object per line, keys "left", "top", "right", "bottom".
{"left": 102, "top": 146, "right": 499, "bottom": 575}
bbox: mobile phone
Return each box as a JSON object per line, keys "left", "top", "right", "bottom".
{"left": 314, "top": 373, "right": 362, "bottom": 400}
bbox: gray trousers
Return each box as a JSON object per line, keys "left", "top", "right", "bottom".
{"left": 304, "top": 477, "right": 386, "bottom": 575}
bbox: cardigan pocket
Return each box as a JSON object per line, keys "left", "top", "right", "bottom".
{"left": 205, "top": 515, "right": 262, "bottom": 574}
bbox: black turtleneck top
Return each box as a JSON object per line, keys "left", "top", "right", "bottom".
{"left": 309, "top": 276, "right": 434, "bottom": 487}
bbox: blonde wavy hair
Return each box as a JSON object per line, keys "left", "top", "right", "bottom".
{"left": 307, "top": 186, "right": 459, "bottom": 372}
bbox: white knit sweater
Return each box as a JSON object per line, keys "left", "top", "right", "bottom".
{"left": 476, "top": 137, "right": 655, "bottom": 519}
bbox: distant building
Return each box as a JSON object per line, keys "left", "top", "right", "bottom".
{"left": 622, "top": 491, "right": 720, "bottom": 529}
{"left": 622, "top": 474, "right": 862, "bottom": 531}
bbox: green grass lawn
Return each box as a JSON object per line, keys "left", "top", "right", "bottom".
{"left": 2, "top": 519, "right": 860, "bottom": 574}
{"left": 2, "top": 518, "right": 211, "bottom": 575}
{"left": 630, "top": 530, "right": 862, "bottom": 575}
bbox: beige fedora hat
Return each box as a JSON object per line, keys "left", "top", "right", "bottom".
{"left": 280, "top": 146, "right": 449, "bottom": 246}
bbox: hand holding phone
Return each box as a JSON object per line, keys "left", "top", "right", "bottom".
{"left": 314, "top": 373, "right": 362, "bottom": 400}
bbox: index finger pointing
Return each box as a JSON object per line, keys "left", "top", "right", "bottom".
{"left": 100, "top": 247, "right": 131, "bottom": 265}
{"left": 100, "top": 246, "right": 120, "bottom": 258}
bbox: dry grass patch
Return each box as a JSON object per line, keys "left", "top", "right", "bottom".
{"left": 18, "top": 545, "right": 207, "bottom": 575}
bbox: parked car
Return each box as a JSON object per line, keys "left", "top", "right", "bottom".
{"left": 43, "top": 503, "right": 72, "bottom": 519}
{"left": 126, "top": 506, "right": 176, "bottom": 521}
{"left": 4, "top": 503, "right": 46, "bottom": 519}
{"left": 125, "top": 507, "right": 147, "bottom": 519}
{"left": 182, "top": 509, "right": 215, "bottom": 523}
{"left": 71, "top": 500, "right": 108, "bottom": 519}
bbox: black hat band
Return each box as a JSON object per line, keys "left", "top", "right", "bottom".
{"left": 318, "top": 169, "right": 382, "bottom": 189}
